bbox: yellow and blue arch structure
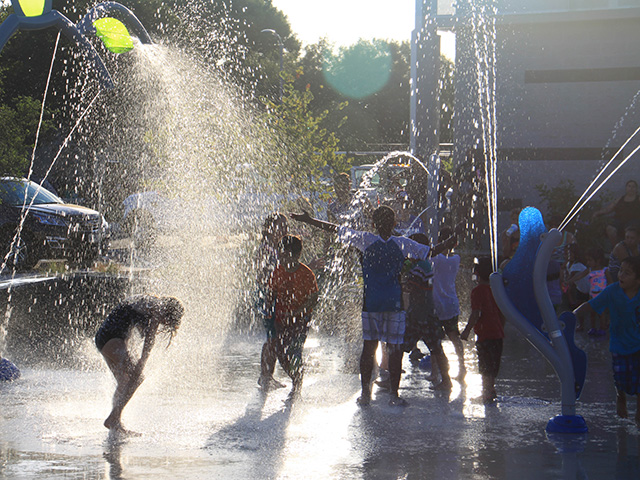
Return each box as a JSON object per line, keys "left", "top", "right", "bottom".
{"left": 0, "top": 0, "right": 153, "bottom": 89}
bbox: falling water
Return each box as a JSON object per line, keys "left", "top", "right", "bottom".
{"left": 559, "top": 126, "right": 640, "bottom": 231}
{"left": 0, "top": 32, "right": 63, "bottom": 357}
{"left": 314, "top": 151, "right": 432, "bottom": 368}
{"left": 469, "top": 0, "right": 499, "bottom": 268}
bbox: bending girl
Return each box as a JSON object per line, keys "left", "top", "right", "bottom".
{"left": 95, "top": 295, "right": 184, "bottom": 433}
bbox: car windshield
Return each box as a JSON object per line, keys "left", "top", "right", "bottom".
{"left": 0, "top": 180, "right": 62, "bottom": 206}
{"left": 354, "top": 165, "right": 410, "bottom": 189}
{"left": 354, "top": 169, "right": 380, "bottom": 188}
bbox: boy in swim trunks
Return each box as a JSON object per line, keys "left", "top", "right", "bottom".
{"left": 266, "top": 235, "right": 319, "bottom": 402}
{"left": 292, "top": 206, "right": 431, "bottom": 407}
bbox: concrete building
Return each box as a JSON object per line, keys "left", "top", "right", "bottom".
{"left": 413, "top": 0, "right": 640, "bottom": 226}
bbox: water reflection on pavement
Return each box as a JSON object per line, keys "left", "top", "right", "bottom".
{"left": 1, "top": 327, "right": 639, "bottom": 479}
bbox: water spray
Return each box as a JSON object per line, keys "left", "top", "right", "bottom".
{"left": 0, "top": 0, "right": 154, "bottom": 380}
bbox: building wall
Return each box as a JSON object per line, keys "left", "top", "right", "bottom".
{"left": 452, "top": 1, "right": 640, "bottom": 225}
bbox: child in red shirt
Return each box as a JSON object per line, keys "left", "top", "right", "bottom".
{"left": 461, "top": 257, "right": 505, "bottom": 404}
{"left": 267, "top": 235, "right": 319, "bottom": 402}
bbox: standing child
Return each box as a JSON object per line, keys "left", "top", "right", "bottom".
{"left": 460, "top": 257, "right": 505, "bottom": 404}
{"left": 574, "top": 256, "right": 640, "bottom": 426}
{"left": 266, "top": 235, "right": 319, "bottom": 403}
{"left": 292, "top": 206, "right": 430, "bottom": 407}
{"left": 256, "top": 213, "right": 289, "bottom": 390}
{"left": 402, "top": 233, "right": 452, "bottom": 391}
{"left": 432, "top": 226, "right": 466, "bottom": 379}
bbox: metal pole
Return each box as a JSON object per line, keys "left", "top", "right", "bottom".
{"left": 411, "top": 0, "right": 441, "bottom": 240}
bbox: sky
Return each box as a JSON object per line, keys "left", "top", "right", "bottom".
{"left": 271, "top": 0, "right": 455, "bottom": 60}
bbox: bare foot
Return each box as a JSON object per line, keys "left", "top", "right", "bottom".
{"left": 616, "top": 395, "right": 628, "bottom": 418}
{"left": 104, "top": 419, "right": 140, "bottom": 436}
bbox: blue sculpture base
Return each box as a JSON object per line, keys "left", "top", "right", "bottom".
{"left": 546, "top": 415, "right": 588, "bottom": 434}
{"left": 0, "top": 357, "right": 21, "bottom": 381}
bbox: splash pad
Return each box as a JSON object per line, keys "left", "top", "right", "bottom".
{"left": 0, "top": 0, "right": 639, "bottom": 477}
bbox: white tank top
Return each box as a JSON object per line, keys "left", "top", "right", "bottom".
{"left": 432, "top": 253, "right": 461, "bottom": 320}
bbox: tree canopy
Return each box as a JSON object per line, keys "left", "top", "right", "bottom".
{"left": 0, "top": 0, "right": 454, "bottom": 211}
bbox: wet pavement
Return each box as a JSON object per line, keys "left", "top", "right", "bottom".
{"left": 1, "top": 326, "right": 639, "bottom": 479}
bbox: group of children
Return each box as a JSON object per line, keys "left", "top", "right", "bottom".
{"left": 92, "top": 201, "right": 640, "bottom": 433}
{"left": 561, "top": 225, "right": 640, "bottom": 336}
{"left": 255, "top": 204, "right": 505, "bottom": 407}
{"left": 255, "top": 202, "right": 640, "bottom": 426}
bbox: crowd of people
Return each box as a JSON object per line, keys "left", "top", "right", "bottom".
{"left": 499, "top": 179, "right": 640, "bottom": 426}
{"left": 252, "top": 171, "right": 503, "bottom": 410}
{"left": 92, "top": 175, "right": 640, "bottom": 432}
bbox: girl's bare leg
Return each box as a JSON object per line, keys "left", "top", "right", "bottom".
{"left": 447, "top": 332, "right": 466, "bottom": 378}
{"left": 100, "top": 339, "right": 140, "bottom": 432}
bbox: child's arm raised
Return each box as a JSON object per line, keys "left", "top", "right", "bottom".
{"left": 291, "top": 211, "right": 338, "bottom": 234}
{"left": 430, "top": 221, "right": 465, "bottom": 257}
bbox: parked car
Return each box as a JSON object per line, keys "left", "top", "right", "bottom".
{"left": 0, "top": 177, "right": 109, "bottom": 269}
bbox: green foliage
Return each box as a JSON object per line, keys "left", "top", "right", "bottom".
{"left": 294, "top": 40, "right": 453, "bottom": 154}
{"left": 0, "top": 96, "right": 53, "bottom": 176}
{"left": 295, "top": 39, "right": 412, "bottom": 153}
{"left": 535, "top": 180, "right": 579, "bottom": 222}
{"left": 158, "top": 0, "right": 300, "bottom": 98}
{"left": 439, "top": 56, "right": 454, "bottom": 144}
{"left": 263, "top": 68, "right": 349, "bottom": 189}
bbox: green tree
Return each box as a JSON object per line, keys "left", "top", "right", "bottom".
{"left": 439, "top": 56, "right": 454, "bottom": 144}
{"left": 0, "top": 95, "right": 53, "bottom": 175}
{"left": 293, "top": 39, "right": 454, "bottom": 156}
{"left": 263, "top": 68, "right": 349, "bottom": 189}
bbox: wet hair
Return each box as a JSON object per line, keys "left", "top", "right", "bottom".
{"left": 372, "top": 205, "right": 395, "bottom": 234}
{"left": 474, "top": 256, "right": 493, "bottom": 281}
{"left": 262, "top": 212, "right": 287, "bottom": 238}
{"left": 158, "top": 296, "right": 184, "bottom": 346}
{"left": 279, "top": 234, "right": 303, "bottom": 257}
{"left": 621, "top": 256, "right": 640, "bottom": 279}
{"left": 585, "top": 247, "right": 606, "bottom": 268}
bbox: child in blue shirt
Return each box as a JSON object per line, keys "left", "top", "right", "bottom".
{"left": 292, "top": 206, "right": 460, "bottom": 407}
{"left": 292, "top": 206, "right": 430, "bottom": 407}
{"left": 574, "top": 255, "right": 640, "bottom": 426}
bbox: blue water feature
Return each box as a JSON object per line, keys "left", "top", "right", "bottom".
{"left": 0, "top": 357, "right": 20, "bottom": 381}
{"left": 491, "top": 207, "right": 588, "bottom": 433}
{"left": 502, "top": 207, "right": 547, "bottom": 332}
